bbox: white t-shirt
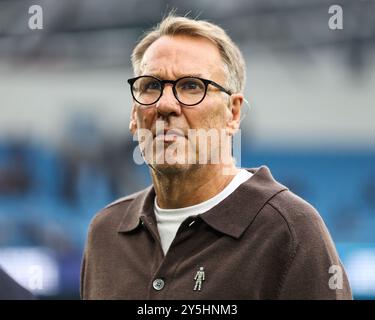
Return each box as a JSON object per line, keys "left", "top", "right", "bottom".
{"left": 154, "top": 169, "right": 253, "bottom": 254}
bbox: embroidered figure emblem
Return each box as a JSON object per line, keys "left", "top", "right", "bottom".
{"left": 193, "top": 266, "right": 205, "bottom": 291}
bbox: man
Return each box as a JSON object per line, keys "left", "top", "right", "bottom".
{"left": 81, "top": 15, "right": 352, "bottom": 299}
{"left": 0, "top": 267, "right": 35, "bottom": 300}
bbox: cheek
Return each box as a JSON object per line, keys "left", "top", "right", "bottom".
{"left": 197, "top": 102, "right": 227, "bottom": 129}
{"left": 137, "top": 109, "right": 155, "bottom": 128}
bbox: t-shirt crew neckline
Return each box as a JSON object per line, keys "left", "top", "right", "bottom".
{"left": 154, "top": 168, "right": 253, "bottom": 254}
{"left": 154, "top": 168, "right": 253, "bottom": 215}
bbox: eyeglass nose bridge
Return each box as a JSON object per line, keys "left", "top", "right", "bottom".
{"left": 158, "top": 79, "right": 179, "bottom": 103}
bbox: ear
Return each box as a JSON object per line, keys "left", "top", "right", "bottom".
{"left": 226, "top": 93, "right": 243, "bottom": 136}
{"left": 129, "top": 105, "right": 138, "bottom": 135}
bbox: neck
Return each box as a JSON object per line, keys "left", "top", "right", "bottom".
{"left": 151, "top": 162, "right": 240, "bottom": 209}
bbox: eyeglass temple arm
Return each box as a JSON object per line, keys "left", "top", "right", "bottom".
{"left": 208, "top": 81, "right": 232, "bottom": 96}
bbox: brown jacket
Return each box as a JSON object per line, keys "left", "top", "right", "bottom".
{"left": 81, "top": 166, "right": 352, "bottom": 299}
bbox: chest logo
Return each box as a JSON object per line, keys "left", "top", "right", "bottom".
{"left": 193, "top": 267, "right": 205, "bottom": 291}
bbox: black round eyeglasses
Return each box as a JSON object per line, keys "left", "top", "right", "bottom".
{"left": 127, "top": 75, "right": 232, "bottom": 107}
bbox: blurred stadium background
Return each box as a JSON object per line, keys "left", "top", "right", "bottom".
{"left": 0, "top": 0, "right": 374, "bottom": 299}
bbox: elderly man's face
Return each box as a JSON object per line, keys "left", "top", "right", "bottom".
{"left": 130, "top": 35, "right": 238, "bottom": 173}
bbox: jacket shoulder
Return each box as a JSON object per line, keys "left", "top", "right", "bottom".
{"left": 267, "top": 189, "right": 328, "bottom": 242}
{"left": 266, "top": 190, "right": 352, "bottom": 299}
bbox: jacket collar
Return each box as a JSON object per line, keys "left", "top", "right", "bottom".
{"left": 117, "top": 185, "right": 155, "bottom": 233}
{"left": 117, "top": 166, "right": 288, "bottom": 238}
{"left": 198, "top": 166, "right": 288, "bottom": 238}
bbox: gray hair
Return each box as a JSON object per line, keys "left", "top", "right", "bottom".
{"left": 131, "top": 14, "right": 246, "bottom": 94}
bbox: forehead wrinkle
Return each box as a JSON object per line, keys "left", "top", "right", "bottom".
{"left": 139, "top": 36, "right": 224, "bottom": 82}
{"left": 146, "top": 70, "right": 206, "bottom": 80}
{"left": 141, "top": 60, "right": 223, "bottom": 84}
{"left": 140, "top": 54, "right": 212, "bottom": 79}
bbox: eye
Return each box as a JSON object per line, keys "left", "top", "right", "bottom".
{"left": 178, "top": 78, "right": 205, "bottom": 92}
{"left": 136, "top": 77, "right": 161, "bottom": 93}
{"left": 182, "top": 81, "right": 198, "bottom": 90}
{"left": 146, "top": 81, "right": 161, "bottom": 90}
{"left": 143, "top": 80, "right": 161, "bottom": 91}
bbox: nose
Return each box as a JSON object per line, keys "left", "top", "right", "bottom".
{"left": 155, "top": 84, "right": 182, "bottom": 117}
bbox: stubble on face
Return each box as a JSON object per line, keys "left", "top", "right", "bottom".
{"left": 133, "top": 35, "right": 231, "bottom": 176}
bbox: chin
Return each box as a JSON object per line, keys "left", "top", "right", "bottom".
{"left": 149, "top": 162, "right": 201, "bottom": 176}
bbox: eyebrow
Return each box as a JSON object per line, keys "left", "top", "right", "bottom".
{"left": 146, "top": 72, "right": 205, "bottom": 79}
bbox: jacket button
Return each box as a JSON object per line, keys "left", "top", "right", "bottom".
{"left": 152, "top": 278, "right": 165, "bottom": 291}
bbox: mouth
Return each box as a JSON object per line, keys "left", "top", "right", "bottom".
{"left": 155, "top": 129, "right": 186, "bottom": 142}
